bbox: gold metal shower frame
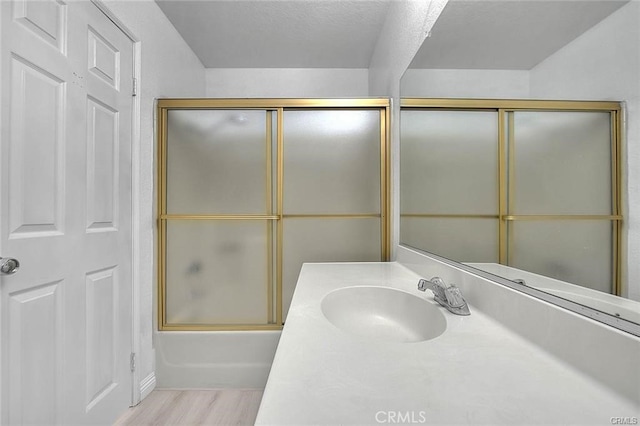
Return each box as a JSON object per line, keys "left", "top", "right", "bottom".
{"left": 157, "top": 99, "right": 391, "bottom": 331}
{"left": 401, "top": 98, "right": 623, "bottom": 296}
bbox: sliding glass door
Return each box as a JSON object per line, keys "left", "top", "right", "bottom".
{"left": 158, "top": 100, "right": 390, "bottom": 330}
{"left": 505, "top": 110, "right": 617, "bottom": 293}
{"left": 400, "top": 109, "right": 499, "bottom": 262}
{"left": 400, "top": 99, "right": 621, "bottom": 295}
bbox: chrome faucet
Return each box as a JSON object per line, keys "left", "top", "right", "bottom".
{"left": 418, "top": 277, "right": 470, "bottom": 316}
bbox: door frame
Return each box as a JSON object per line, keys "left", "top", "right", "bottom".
{"left": 90, "top": 0, "right": 142, "bottom": 407}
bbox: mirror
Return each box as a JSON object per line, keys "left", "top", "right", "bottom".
{"left": 399, "top": 0, "right": 640, "bottom": 326}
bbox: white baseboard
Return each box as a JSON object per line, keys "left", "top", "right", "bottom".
{"left": 140, "top": 372, "right": 156, "bottom": 401}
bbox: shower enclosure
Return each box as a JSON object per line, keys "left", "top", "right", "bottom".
{"left": 400, "top": 99, "right": 622, "bottom": 295}
{"left": 157, "top": 99, "right": 390, "bottom": 330}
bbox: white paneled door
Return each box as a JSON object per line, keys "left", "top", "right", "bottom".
{"left": 0, "top": 1, "right": 134, "bottom": 424}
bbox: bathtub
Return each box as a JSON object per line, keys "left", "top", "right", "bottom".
{"left": 155, "top": 331, "right": 280, "bottom": 388}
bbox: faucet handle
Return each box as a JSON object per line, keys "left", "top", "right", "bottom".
{"left": 430, "top": 277, "right": 447, "bottom": 300}
{"left": 430, "top": 277, "right": 446, "bottom": 289}
{"left": 443, "top": 285, "right": 465, "bottom": 308}
{"left": 418, "top": 277, "right": 471, "bottom": 316}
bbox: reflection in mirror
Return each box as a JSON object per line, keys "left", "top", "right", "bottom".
{"left": 400, "top": 108, "right": 499, "bottom": 262}
{"left": 401, "top": 103, "right": 620, "bottom": 293}
{"left": 398, "top": 0, "right": 640, "bottom": 328}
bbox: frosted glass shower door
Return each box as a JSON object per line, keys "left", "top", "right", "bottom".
{"left": 506, "top": 111, "right": 618, "bottom": 292}
{"left": 400, "top": 109, "right": 499, "bottom": 262}
{"left": 166, "top": 110, "right": 271, "bottom": 214}
{"left": 158, "top": 100, "right": 391, "bottom": 329}
{"left": 508, "top": 111, "right": 613, "bottom": 215}
{"left": 165, "top": 220, "right": 271, "bottom": 324}
{"left": 282, "top": 110, "right": 385, "bottom": 318}
{"left": 399, "top": 100, "right": 621, "bottom": 296}
{"left": 162, "top": 109, "right": 277, "bottom": 327}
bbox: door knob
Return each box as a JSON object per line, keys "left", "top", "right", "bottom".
{"left": 0, "top": 257, "right": 20, "bottom": 275}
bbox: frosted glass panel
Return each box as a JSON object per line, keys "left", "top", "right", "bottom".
{"left": 282, "top": 218, "right": 381, "bottom": 318}
{"left": 283, "top": 110, "right": 380, "bottom": 214}
{"left": 166, "top": 110, "right": 270, "bottom": 214}
{"left": 165, "top": 220, "right": 270, "bottom": 325}
{"left": 508, "top": 221, "right": 613, "bottom": 293}
{"left": 400, "top": 217, "right": 498, "bottom": 262}
{"left": 400, "top": 110, "right": 498, "bottom": 214}
{"left": 510, "top": 112, "right": 612, "bottom": 215}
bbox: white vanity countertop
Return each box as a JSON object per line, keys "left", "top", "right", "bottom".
{"left": 466, "top": 262, "right": 640, "bottom": 324}
{"left": 256, "top": 262, "right": 639, "bottom": 425}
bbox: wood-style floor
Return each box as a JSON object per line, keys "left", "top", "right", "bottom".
{"left": 114, "top": 389, "right": 263, "bottom": 426}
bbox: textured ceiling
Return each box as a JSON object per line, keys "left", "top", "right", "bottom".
{"left": 157, "top": 0, "right": 630, "bottom": 70}
{"left": 409, "top": 0, "right": 630, "bottom": 70}
{"left": 155, "top": 0, "right": 393, "bottom": 68}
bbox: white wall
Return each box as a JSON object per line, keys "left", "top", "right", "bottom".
{"left": 368, "top": 0, "right": 449, "bottom": 258}
{"left": 101, "top": 0, "right": 206, "bottom": 401}
{"left": 529, "top": 1, "right": 640, "bottom": 301}
{"left": 401, "top": 69, "right": 530, "bottom": 98}
{"left": 368, "top": 1, "right": 449, "bottom": 97}
{"left": 205, "top": 68, "right": 368, "bottom": 97}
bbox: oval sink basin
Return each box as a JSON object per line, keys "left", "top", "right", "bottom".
{"left": 321, "top": 286, "right": 446, "bottom": 343}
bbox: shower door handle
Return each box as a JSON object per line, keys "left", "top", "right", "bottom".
{"left": 0, "top": 257, "right": 20, "bottom": 275}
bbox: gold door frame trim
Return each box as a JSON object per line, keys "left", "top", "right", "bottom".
{"left": 400, "top": 214, "right": 498, "bottom": 219}
{"left": 283, "top": 214, "right": 381, "bottom": 219}
{"left": 402, "top": 98, "right": 621, "bottom": 111}
{"left": 276, "top": 107, "right": 284, "bottom": 325}
{"left": 400, "top": 213, "right": 622, "bottom": 221}
{"left": 158, "top": 99, "right": 391, "bottom": 331}
{"left": 160, "top": 215, "right": 280, "bottom": 220}
{"left": 157, "top": 107, "right": 168, "bottom": 332}
{"left": 158, "top": 98, "right": 390, "bottom": 109}
{"left": 498, "top": 109, "right": 508, "bottom": 264}
{"left": 401, "top": 98, "right": 623, "bottom": 296}
{"left": 612, "top": 110, "right": 623, "bottom": 296}
{"left": 503, "top": 215, "right": 623, "bottom": 221}
{"left": 161, "top": 324, "right": 285, "bottom": 332}
{"left": 380, "top": 107, "right": 391, "bottom": 260}
{"left": 266, "top": 111, "right": 274, "bottom": 323}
